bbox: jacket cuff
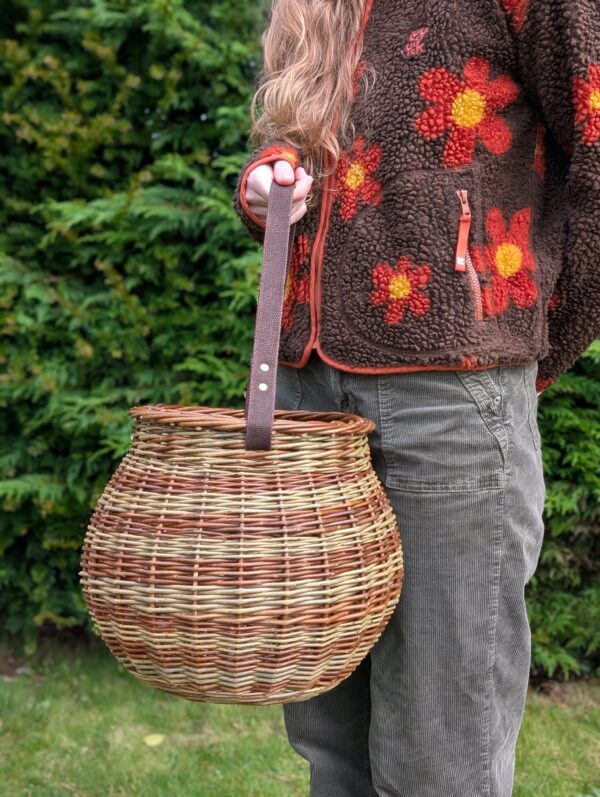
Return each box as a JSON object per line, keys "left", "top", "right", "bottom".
{"left": 535, "top": 375, "right": 555, "bottom": 395}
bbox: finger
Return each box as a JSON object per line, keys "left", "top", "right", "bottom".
{"left": 246, "top": 177, "right": 304, "bottom": 207}
{"left": 290, "top": 201, "right": 309, "bottom": 224}
{"left": 268, "top": 169, "right": 313, "bottom": 205}
{"left": 247, "top": 197, "right": 308, "bottom": 221}
{"left": 272, "top": 159, "right": 296, "bottom": 185}
{"left": 244, "top": 183, "right": 269, "bottom": 207}
{"left": 246, "top": 163, "right": 276, "bottom": 203}
{"left": 294, "top": 168, "right": 314, "bottom": 201}
{"left": 246, "top": 177, "right": 312, "bottom": 210}
{"left": 245, "top": 159, "right": 299, "bottom": 204}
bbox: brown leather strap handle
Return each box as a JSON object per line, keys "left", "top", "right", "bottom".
{"left": 244, "top": 181, "right": 297, "bottom": 450}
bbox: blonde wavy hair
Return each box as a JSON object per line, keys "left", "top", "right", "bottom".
{"left": 247, "top": 0, "right": 377, "bottom": 207}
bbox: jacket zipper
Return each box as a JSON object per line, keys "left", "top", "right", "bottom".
{"left": 455, "top": 189, "right": 483, "bottom": 321}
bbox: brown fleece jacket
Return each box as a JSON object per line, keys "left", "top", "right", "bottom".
{"left": 232, "top": 0, "right": 600, "bottom": 393}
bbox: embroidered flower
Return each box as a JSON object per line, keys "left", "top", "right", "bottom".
{"left": 370, "top": 255, "right": 432, "bottom": 324}
{"left": 335, "top": 134, "right": 383, "bottom": 221}
{"left": 573, "top": 63, "right": 600, "bottom": 146}
{"left": 282, "top": 234, "right": 311, "bottom": 332}
{"left": 532, "top": 122, "right": 546, "bottom": 181}
{"left": 470, "top": 207, "right": 538, "bottom": 316}
{"left": 548, "top": 292, "right": 560, "bottom": 311}
{"left": 403, "top": 27, "right": 429, "bottom": 58}
{"left": 501, "top": 0, "right": 529, "bottom": 33}
{"left": 415, "top": 56, "right": 519, "bottom": 167}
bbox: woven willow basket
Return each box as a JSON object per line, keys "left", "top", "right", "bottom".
{"left": 80, "top": 182, "right": 404, "bottom": 705}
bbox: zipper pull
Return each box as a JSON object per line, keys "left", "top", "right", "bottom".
{"left": 455, "top": 189, "right": 471, "bottom": 272}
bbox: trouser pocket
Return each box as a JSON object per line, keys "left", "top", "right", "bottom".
{"left": 378, "top": 368, "right": 508, "bottom": 492}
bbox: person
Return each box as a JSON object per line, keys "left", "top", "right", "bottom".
{"left": 232, "top": 2, "right": 600, "bottom": 795}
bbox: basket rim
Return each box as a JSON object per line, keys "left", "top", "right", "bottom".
{"left": 128, "top": 404, "right": 375, "bottom": 435}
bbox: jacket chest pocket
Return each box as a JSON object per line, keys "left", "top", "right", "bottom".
{"left": 338, "top": 161, "right": 498, "bottom": 355}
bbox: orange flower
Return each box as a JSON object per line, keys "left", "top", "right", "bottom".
{"left": 282, "top": 235, "right": 311, "bottom": 332}
{"left": 403, "top": 27, "right": 429, "bottom": 58}
{"left": 548, "top": 292, "right": 560, "bottom": 311}
{"left": 370, "top": 255, "right": 432, "bottom": 325}
{"left": 500, "top": 0, "right": 529, "bottom": 32}
{"left": 415, "top": 55, "right": 519, "bottom": 167}
{"left": 470, "top": 207, "right": 538, "bottom": 316}
{"left": 335, "top": 135, "right": 383, "bottom": 221}
{"left": 573, "top": 63, "right": 600, "bottom": 146}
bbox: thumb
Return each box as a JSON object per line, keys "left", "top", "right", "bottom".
{"left": 272, "top": 159, "right": 296, "bottom": 185}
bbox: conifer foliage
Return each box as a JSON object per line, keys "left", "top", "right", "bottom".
{"left": 0, "top": 0, "right": 267, "bottom": 652}
{"left": 531, "top": 348, "right": 600, "bottom": 681}
{"left": 0, "top": 1, "right": 598, "bottom": 679}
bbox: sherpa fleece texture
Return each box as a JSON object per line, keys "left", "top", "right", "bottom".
{"left": 232, "top": 0, "right": 600, "bottom": 393}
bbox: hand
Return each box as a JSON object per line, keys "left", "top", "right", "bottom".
{"left": 244, "top": 159, "right": 314, "bottom": 225}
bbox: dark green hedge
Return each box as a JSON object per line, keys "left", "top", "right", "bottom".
{"left": 1, "top": 0, "right": 598, "bottom": 679}
{"left": 530, "top": 354, "right": 600, "bottom": 681}
{"left": 0, "top": 0, "right": 267, "bottom": 650}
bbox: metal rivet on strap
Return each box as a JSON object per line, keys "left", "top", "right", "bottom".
{"left": 259, "top": 383, "right": 268, "bottom": 391}
{"left": 260, "top": 363, "right": 269, "bottom": 371}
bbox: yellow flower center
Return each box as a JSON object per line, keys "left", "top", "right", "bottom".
{"left": 589, "top": 90, "right": 600, "bottom": 111}
{"left": 284, "top": 275, "right": 291, "bottom": 302}
{"left": 451, "top": 89, "right": 487, "bottom": 128}
{"left": 495, "top": 242, "right": 523, "bottom": 278}
{"left": 389, "top": 274, "right": 412, "bottom": 300}
{"left": 344, "top": 162, "right": 366, "bottom": 190}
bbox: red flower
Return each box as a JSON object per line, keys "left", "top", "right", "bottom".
{"left": 370, "top": 255, "right": 432, "bottom": 325}
{"left": 282, "top": 234, "right": 311, "bottom": 332}
{"left": 403, "top": 27, "right": 429, "bottom": 58}
{"left": 573, "top": 63, "right": 600, "bottom": 146}
{"left": 501, "top": 0, "right": 529, "bottom": 32}
{"left": 548, "top": 292, "right": 560, "bottom": 311}
{"left": 533, "top": 122, "right": 546, "bottom": 181}
{"left": 415, "top": 56, "right": 519, "bottom": 167}
{"left": 335, "top": 135, "right": 383, "bottom": 221}
{"left": 470, "top": 207, "right": 538, "bottom": 316}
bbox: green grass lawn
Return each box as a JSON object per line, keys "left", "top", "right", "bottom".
{"left": 0, "top": 631, "right": 598, "bottom": 797}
